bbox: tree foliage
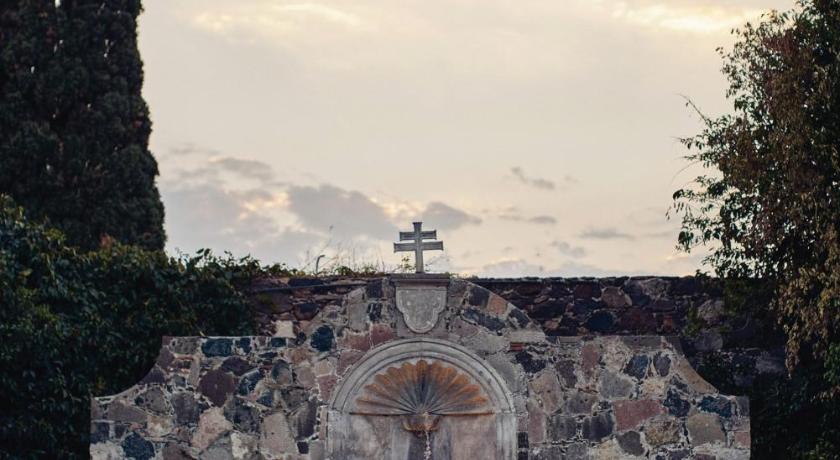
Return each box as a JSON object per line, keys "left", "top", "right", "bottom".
{"left": 0, "top": 196, "right": 263, "bottom": 458}
{"left": 672, "top": 1, "right": 840, "bottom": 456}
{"left": 0, "top": 0, "right": 165, "bottom": 251}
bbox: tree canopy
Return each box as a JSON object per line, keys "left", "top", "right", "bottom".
{"left": 0, "top": 195, "right": 260, "bottom": 457}
{"left": 672, "top": 1, "right": 840, "bottom": 456}
{"left": 0, "top": 0, "right": 165, "bottom": 251}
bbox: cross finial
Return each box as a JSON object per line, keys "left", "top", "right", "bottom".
{"left": 393, "top": 222, "right": 443, "bottom": 274}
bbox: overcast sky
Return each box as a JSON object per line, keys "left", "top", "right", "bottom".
{"left": 138, "top": 0, "right": 793, "bottom": 276}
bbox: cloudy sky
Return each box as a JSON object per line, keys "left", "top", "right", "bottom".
{"left": 139, "top": 0, "right": 792, "bottom": 276}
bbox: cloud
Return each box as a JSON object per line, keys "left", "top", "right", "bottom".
{"left": 165, "top": 144, "right": 221, "bottom": 158}
{"left": 528, "top": 215, "right": 557, "bottom": 225}
{"left": 162, "top": 182, "right": 322, "bottom": 265}
{"left": 192, "top": 1, "right": 368, "bottom": 47}
{"left": 420, "top": 201, "right": 481, "bottom": 230}
{"left": 511, "top": 167, "right": 556, "bottom": 191}
{"left": 208, "top": 157, "right": 275, "bottom": 183}
{"left": 580, "top": 227, "right": 635, "bottom": 240}
{"left": 544, "top": 260, "right": 637, "bottom": 277}
{"left": 645, "top": 229, "right": 678, "bottom": 239}
{"left": 606, "top": 1, "right": 769, "bottom": 34}
{"left": 551, "top": 241, "right": 587, "bottom": 258}
{"left": 479, "top": 258, "right": 546, "bottom": 277}
{"left": 510, "top": 166, "right": 578, "bottom": 192}
{"left": 498, "top": 209, "right": 557, "bottom": 226}
{"left": 286, "top": 184, "right": 396, "bottom": 239}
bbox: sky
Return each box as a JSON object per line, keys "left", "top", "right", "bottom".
{"left": 138, "top": 0, "right": 793, "bottom": 277}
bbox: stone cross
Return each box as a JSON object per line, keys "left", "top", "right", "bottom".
{"left": 394, "top": 222, "right": 443, "bottom": 274}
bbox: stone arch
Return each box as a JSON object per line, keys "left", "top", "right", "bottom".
{"left": 327, "top": 337, "right": 517, "bottom": 460}
{"left": 330, "top": 337, "right": 515, "bottom": 414}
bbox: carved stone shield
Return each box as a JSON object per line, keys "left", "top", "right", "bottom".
{"left": 395, "top": 287, "right": 447, "bottom": 333}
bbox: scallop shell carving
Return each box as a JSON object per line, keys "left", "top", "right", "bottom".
{"left": 353, "top": 359, "right": 493, "bottom": 416}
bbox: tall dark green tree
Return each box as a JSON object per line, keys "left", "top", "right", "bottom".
{"left": 0, "top": 0, "right": 165, "bottom": 251}
{"left": 672, "top": 1, "right": 840, "bottom": 457}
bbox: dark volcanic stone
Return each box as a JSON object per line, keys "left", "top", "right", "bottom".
{"left": 310, "top": 325, "right": 335, "bottom": 352}
{"left": 91, "top": 422, "right": 110, "bottom": 444}
{"left": 281, "top": 388, "right": 308, "bottom": 408}
{"left": 618, "top": 308, "right": 658, "bottom": 332}
{"left": 366, "top": 280, "right": 383, "bottom": 299}
{"left": 651, "top": 299, "right": 675, "bottom": 311}
{"left": 617, "top": 431, "right": 644, "bottom": 456}
{"left": 517, "top": 431, "right": 529, "bottom": 449}
{"left": 623, "top": 355, "right": 650, "bottom": 379}
{"left": 221, "top": 357, "right": 254, "bottom": 376}
{"left": 529, "top": 301, "right": 566, "bottom": 320}
{"left": 572, "top": 298, "right": 599, "bottom": 316}
{"left": 198, "top": 369, "right": 236, "bottom": 407}
{"left": 171, "top": 393, "right": 203, "bottom": 425}
{"left": 270, "top": 337, "right": 287, "bottom": 348}
{"left": 565, "top": 392, "right": 597, "bottom": 414}
{"left": 463, "top": 309, "right": 506, "bottom": 331}
{"left": 294, "top": 301, "right": 320, "bottom": 320}
{"left": 466, "top": 286, "right": 490, "bottom": 308}
{"left": 297, "top": 441, "right": 310, "bottom": 454}
{"left": 271, "top": 360, "right": 294, "bottom": 385}
{"left": 292, "top": 400, "right": 318, "bottom": 439}
{"left": 662, "top": 449, "right": 691, "bottom": 460}
{"left": 508, "top": 308, "right": 530, "bottom": 328}
{"left": 582, "top": 412, "right": 614, "bottom": 441}
{"left": 202, "top": 338, "right": 233, "bottom": 357}
{"left": 134, "top": 387, "right": 168, "bottom": 414}
{"left": 236, "top": 338, "right": 252, "bottom": 354}
{"left": 515, "top": 351, "right": 546, "bottom": 373}
{"left": 654, "top": 353, "right": 671, "bottom": 377}
{"left": 555, "top": 360, "right": 577, "bottom": 387}
{"left": 586, "top": 311, "right": 615, "bottom": 332}
{"left": 664, "top": 389, "right": 691, "bottom": 417}
{"left": 121, "top": 433, "right": 155, "bottom": 460}
{"left": 548, "top": 415, "right": 577, "bottom": 440}
{"left": 288, "top": 278, "right": 323, "bottom": 287}
{"left": 225, "top": 398, "right": 261, "bottom": 432}
{"left": 238, "top": 370, "right": 263, "bottom": 396}
{"left": 573, "top": 281, "right": 599, "bottom": 298}
{"left": 531, "top": 446, "right": 563, "bottom": 459}
{"left": 140, "top": 366, "right": 166, "bottom": 385}
{"left": 368, "top": 302, "right": 383, "bottom": 322}
{"left": 161, "top": 443, "right": 192, "bottom": 460}
{"left": 623, "top": 281, "right": 651, "bottom": 306}
{"left": 671, "top": 277, "right": 700, "bottom": 295}
{"left": 257, "top": 391, "right": 274, "bottom": 407}
{"left": 699, "top": 395, "right": 733, "bottom": 417}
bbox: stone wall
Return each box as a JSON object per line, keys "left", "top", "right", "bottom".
{"left": 249, "top": 276, "right": 786, "bottom": 394}
{"left": 92, "top": 276, "right": 752, "bottom": 459}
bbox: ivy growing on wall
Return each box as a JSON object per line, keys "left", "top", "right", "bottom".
{"left": 0, "top": 196, "right": 267, "bottom": 458}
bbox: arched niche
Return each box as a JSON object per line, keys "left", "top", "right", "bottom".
{"left": 327, "top": 338, "right": 517, "bottom": 460}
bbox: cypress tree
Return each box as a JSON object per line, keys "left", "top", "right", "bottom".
{"left": 0, "top": 0, "right": 165, "bottom": 251}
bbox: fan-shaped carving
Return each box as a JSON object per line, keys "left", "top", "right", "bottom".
{"left": 353, "top": 359, "right": 493, "bottom": 417}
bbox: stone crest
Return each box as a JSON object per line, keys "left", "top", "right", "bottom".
{"left": 395, "top": 284, "right": 447, "bottom": 333}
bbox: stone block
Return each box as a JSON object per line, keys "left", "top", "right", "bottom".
{"left": 643, "top": 417, "right": 681, "bottom": 447}
{"left": 614, "top": 399, "right": 663, "bottom": 431}
{"left": 273, "top": 320, "right": 296, "bottom": 338}
{"left": 582, "top": 412, "right": 614, "bottom": 442}
{"left": 260, "top": 412, "right": 298, "bottom": 455}
{"left": 687, "top": 412, "right": 725, "bottom": 445}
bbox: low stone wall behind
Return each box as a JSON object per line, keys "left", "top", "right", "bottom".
{"left": 248, "top": 276, "right": 786, "bottom": 394}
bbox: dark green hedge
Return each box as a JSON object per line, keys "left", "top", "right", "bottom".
{"left": 0, "top": 197, "right": 264, "bottom": 458}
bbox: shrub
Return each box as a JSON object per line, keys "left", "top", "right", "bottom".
{"left": 0, "top": 196, "right": 260, "bottom": 458}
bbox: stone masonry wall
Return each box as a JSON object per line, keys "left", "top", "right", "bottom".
{"left": 92, "top": 277, "right": 751, "bottom": 459}
{"left": 248, "top": 276, "right": 786, "bottom": 394}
